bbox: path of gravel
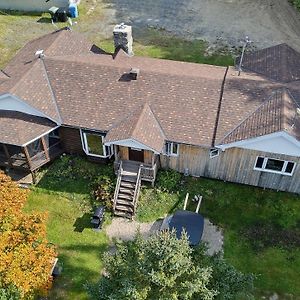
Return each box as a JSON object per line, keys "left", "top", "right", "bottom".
{"left": 105, "top": 217, "right": 223, "bottom": 255}
{"left": 96, "top": 0, "right": 300, "bottom": 51}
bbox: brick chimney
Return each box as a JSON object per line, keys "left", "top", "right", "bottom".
{"left": 113, "top": 23, "right": 133, "bottom": 56}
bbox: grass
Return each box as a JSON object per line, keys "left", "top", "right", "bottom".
{"left": 24, "top": 156, "right": 113, "bottom": 299}
{"left": 136, "top": 173, "right": 300, "bottom": 298}
{"left": 0, "top": 1, "right": 233, "bottom": 68}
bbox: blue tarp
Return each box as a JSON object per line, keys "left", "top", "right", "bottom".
{"left": 69, "top": 3, "right": 78, "bottom": 18}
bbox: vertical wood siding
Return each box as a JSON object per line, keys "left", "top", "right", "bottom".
{"left": 119, "top": 146, "right": 129, "bottom": 160}
{"left": 144, "top": 150, "right": 153, "bottom": 165}
{"left": 160, "top": 144, "right": 300, "bottom": 194}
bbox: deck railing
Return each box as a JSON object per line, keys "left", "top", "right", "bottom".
{"left": 133, "top": 166, "right": 142, "bottom": 215}
{"left": 113, "top": 161, "right": 123, "bottom": 211}
{"left": 0, "top": 141, "right": 63, "bottom": 171}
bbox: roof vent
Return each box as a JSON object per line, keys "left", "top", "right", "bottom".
{"left": 129, "top": 68, "right": 139, "bottom": 80}
{"left": 35, "top": 49, "right": 44, "bottom": 58}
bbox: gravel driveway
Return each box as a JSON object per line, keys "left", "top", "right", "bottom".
{"left": 97, "top": 0, "right": 300, "bottom": 50}
{"left": 105, "top": 217, "right": 223, "bottom": 255}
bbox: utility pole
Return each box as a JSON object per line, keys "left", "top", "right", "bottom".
{"left": 238, "top": 36, "right": 251, "bottom": 76}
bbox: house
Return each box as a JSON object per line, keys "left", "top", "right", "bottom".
{"left": 1, "top": 26, "right": 300, "bottom": 218}
{"left": 0, "top": 0, "right": 73, "bottom": 12}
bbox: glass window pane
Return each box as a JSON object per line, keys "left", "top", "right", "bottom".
{"left": 255, "top": 157, "right": 264, "bottom": 168}
{"left": 165, "top": 142, "right": 170, "bottom": 154}
{"left": 265, "top": 159, "right": 284, "bottom": 172}
{"left": 285, "top": 162, "right": 295, "bottom": 174}
{"left": 172, "top": 143, "right": 178, "bottom": 155}
{"left": 86, "top": 134, "right": 103, "bottom": 156}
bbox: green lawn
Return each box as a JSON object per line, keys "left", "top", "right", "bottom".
{"left": 24, "top": 156, "right": 113, "bottom": 299}
{"left": 0, "top": 1, "right": 233, "bottom": 68}
{"left": 136, "top": 174, "right": 300, "bottom": 298}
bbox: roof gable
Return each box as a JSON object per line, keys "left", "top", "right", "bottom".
{"left": 219, "top": 131, "right": 300, "bottom": 157}
{"left": 9, "top": 59, "right": 61, "bottom": 123}
{"left": 239, "top": 43, "right": 300, "bottom": 83}
{"left": 0, "top": 93, "right": 55, "bottom": 121}
{"left": 220, "top": 89, "right": 300, "bottom": 145}
{"left": 105, "top": 103, "right": 165, "bottom": 153}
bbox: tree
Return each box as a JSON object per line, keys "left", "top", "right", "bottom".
{"left": 0, "top": 171, "right": 56, "bottom": 299}
{"left": 88, "top": 230, "right": 217, "bottom": 300}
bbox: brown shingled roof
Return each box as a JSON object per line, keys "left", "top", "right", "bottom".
{"left": 43, "top": 53, "right": 226, "bottom": 146}
{"left": 0, "top": 110, "right": 57, "bottom": 146}
{"left": 105, "top": 103, "right": 165, "bottom": 152}
{"left": 220, "top": 89, "right": 300, "bottom": 144}
{"left": 239, "top": 43, "right": 300, "bottom": 83}
{"left": 1, "top": 29, "right": 300, "bottom": 149}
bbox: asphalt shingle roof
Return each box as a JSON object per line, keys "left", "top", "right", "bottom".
{"left": 0, "top": 28, "right": 300, "bottom": 148}
{"left": 0, "top": 110, "right": 56, "bottom": 146}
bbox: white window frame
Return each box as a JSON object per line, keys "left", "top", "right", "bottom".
{"left": 210, "top": 148, "right": 220, "bottom": 159}
{"left": 165, "top": 142, "right": 179, "bottom": 157}
{"left": 254, "top": 156, "right": 296, "bottom": 176}
{"left": 80, "top": 129, "right": 113, "bottom": 158}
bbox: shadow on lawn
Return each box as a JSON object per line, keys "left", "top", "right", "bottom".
{"left": 73, "top": 212, "right": 93, "bottom": 232}
{"left": 49, "top": 243, "right": 108, "bottom": 299}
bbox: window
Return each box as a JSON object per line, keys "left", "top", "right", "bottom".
{"left": 254, "top": 156, "right": 296, "bottom": 176}
{"left": 165, "top": 142, "right": 179, "bottom": 156}
{"left": 210, "top": 148, "right": 220, "bottom": 158}
{"left": 81, "top": 130, "right": 113, "bottom": 158}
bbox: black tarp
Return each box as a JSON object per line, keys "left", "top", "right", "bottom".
{"left": 169, "top": 210, "right": 204, "bottom": 246}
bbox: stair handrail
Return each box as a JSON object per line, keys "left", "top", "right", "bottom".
{"left": 113, "top": 161, "right": 123, "bottom": 211}
{"left": 132, "top": 165, "right": 142, "bottom": 215}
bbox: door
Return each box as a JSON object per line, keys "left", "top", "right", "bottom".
{"left": 129, "top": 148, "right": 144, "bottom": 162}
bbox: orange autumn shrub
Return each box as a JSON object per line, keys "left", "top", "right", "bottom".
{"left": 0, "top": 171, "right": 57, "bottom": 299}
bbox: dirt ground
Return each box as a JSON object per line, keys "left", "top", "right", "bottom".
{"left": 98, "top": 0, "right": 300, "bottom": 50}
{"left": 0, "top": 0, "right": 300, "bottom": 67}
{"left": 105, "top": 217, "right": 223, "bottom": 256}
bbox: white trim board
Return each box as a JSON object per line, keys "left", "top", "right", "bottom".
{"left": 104, "top": 138, "right": 160, "bottom": 154}
{"left": 22, "top": 126, "right": 60, "bottom": 147}
{"left": 218, "top": 131, "right": 300, "bottom": 157}
{"left": 0, "top": 93, "right": 59, "bottom": 124}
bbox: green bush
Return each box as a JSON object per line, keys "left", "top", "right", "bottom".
{"left": 292, "top": 0, "right": 300, "bottom": 9}
{"left": 92, "top": 175, "right": 115, "bottom": 210}
{"left": 156, "top": 169, "right": 182, "bottom": 193}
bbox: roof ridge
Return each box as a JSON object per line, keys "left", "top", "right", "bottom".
{"left": 219, "top": 89, "right": 283, "bottom": 144}
{"left": 131, "top": 103, "right": 149, "bottom": 137}
{"left": 40, "top": 58, "right": 63, "bottom": 124}
{"left": 44, "top": 28, "right": 71, "bottom": 56}
{"left": 281, "top": 88, "right": 300, "bottom": 132}
{"left": 132, "top": 103, "right": 166, "bottom": 139}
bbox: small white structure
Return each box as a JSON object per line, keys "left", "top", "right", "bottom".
{"left": 0, "top": 0, "right": 80, "bottom": 12}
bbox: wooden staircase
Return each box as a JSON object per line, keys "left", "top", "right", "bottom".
{"left": 113, "top": 161, "right": 142, "bottom": 219}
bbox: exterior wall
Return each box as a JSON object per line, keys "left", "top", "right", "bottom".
{"left": 160, "top": 144, "right": 300, "bottom": 194}
{"left": 0, "top": 0, "right": 69, "bottom": 12}
{"left": 119, "top": 146, "right": 129, "bottom": 160}
{"left": 118, "top": 147, "right": 153, "bottom": 165}
{"left": 144, "top": 150, "right": 153, "bottom": 165}
{"left": 59, "top": 126, "right": 84, "bottom": 155}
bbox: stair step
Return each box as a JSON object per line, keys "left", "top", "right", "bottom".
{"left": 115, "top": 205, "right": 134, "bottom": 213}
{"left": 118, "top": 193, "right": 134, "bottom": 201}
{"left": 116, "top": 199, "right": 135, "bottom": 207}
{"left": 121, "top": 175, "right": 137, "bottom": 183}
{"left": 119, "top": 187, "right": 134, "bottom": 195}
{"left": 120, "top": 181, "right": 135, "bottom": 189}
{"left": 114, "top": 210, "right": 133, "bottom": 219}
